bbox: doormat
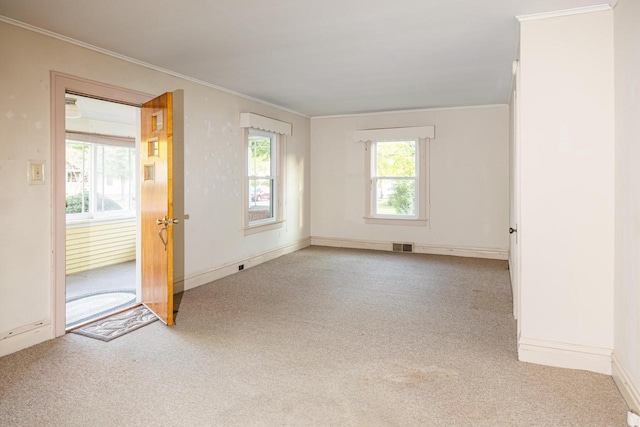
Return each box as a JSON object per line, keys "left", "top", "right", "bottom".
{"left": 70, "top": 305, "right": 158, "bottom": 342}
{"left": 66, "top": 289, "right": 137, "bottom": 328}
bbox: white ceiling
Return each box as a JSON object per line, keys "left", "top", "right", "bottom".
{"left": 65, "top": 95, "right": 138, "bottom": 136}
{"left": 0, "top": 0, "right": 613, "bottom": 117}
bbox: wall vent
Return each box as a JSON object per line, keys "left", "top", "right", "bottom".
{"left": 392, "top": 243, "right": 414, "bottom": 253}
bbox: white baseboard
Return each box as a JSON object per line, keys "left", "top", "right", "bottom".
{"left": 612, "top": 353, "right": 640, "bottom": 412}
{"left": 518, "top": 337, "right": 612, "bottom": 375}
{"left": 174, "top": 237, "right": 311, "bottom": 293}
{"left": 0, "top": 321, "right": 52, "bottom": 358}
{"left": 311, "top": 236, "right": 389, "bottom": 252}
{"left": 310, "top": 236, "right": 508, "bottom": 260}
{"left": 414, "top": 243, "right": 508, "bottom": 260}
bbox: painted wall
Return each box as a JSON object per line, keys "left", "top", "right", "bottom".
{"left": 0, "top": 22, "right": 311, "bottom": 344}
{"left": 310, "top": 106, "right": 510, "bottom": 256}
{"left": 614, "top": 0, "right": 640, "bottom": 411}
{"left": 518, "top": 10, "right": 615, "bottom": 373}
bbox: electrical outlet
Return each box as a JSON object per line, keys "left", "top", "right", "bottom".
{"left": 628, "top": 411, "right": 640, "bottom": 427}
{"left": 28, "top": 160, "right": 45, "bottom": 185}
{"left": 238, "top": 264, "right": 244, "bottom": 271}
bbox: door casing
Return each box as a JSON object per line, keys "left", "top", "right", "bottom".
{"left": 51, "top": 72, "right": 153, "bottom": 337}
{"left": 509, "top": 63, "right": 522, "bottom": 339}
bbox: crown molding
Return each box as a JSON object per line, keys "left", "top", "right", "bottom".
{"left": 0, "top": 16, "right": 310, "bottom": 119}
{"left": 517, "top": 4, "right": 612, "bottom": 22}
{"left": 311, "top": 104, "right": 508, "bottom": 120}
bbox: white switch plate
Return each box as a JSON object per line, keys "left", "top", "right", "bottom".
{"left": 28, "top": 160, "right": 45, "bottom": 185}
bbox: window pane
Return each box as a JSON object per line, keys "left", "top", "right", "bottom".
{"left": 248, "top": 135, "right": 272, "bottom": 177}
{"left": 66, "top": 141, "right": 135, "bottom": 218}
{"left": 376, "top": 140, "right": 416, "bottom": 177}
{"left": 375, "top": 179, "right": 416, "bottom": 216}
{"left": 65, "top": 142, "right": 90, "bottom": 215}
{"left": 248, "top": 178, "right": 274, "bottom": 223}
{"left": 95, "top": 145, "right": 105, "bottom": 212}
{"left": 101, "top": 145, "right": 134, "bottom": 213}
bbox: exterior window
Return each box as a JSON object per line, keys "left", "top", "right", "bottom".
{"left": 240, "top": 112, "right": 291, "bottom": 234}
{"left": 65, "top": 140, "right": 136, "bottom": 220}
{"left": 359, "top": 127, "right": 433, "bottom": 226}
{"left": 247, "top": 129, "right": 278, "bottom": 227}
{"left": 371, "top": 140, "right": 418, "bottom": 218}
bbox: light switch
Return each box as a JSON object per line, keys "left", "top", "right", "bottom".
{"left": 28, "top": 160, "right": 45, "bottom": 185}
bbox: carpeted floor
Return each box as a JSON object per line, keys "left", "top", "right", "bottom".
{"left": 0, "top": 247, "right": 628, "bottom": 426}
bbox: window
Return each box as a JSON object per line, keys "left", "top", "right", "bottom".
{"left": 247, "top": 129, "right": 277, "bottom": 226}
{"left": 356, "top": 126, "right": 435, "bottom": 226}
{"left": 240, "top": 113, "right": 292, "bottom": 234}
{"left": 65, "top": 135, "right": 136, "bottom": 221}
{"left": 371, "top": 139, "right": 418, "bottom": 218}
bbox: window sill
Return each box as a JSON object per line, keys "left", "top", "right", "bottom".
{"left": 244, "top": 219, "right": 284, "bottom": 236}
{"left": 364, "top": 217, "right": 427, "bottom": 226}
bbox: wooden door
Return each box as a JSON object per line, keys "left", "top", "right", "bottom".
{"left": 141, "top": 92, "right": 174, "bottom": 325}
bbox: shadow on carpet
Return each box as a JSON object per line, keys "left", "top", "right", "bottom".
{"left": 70, "top": 305, "right": 158, "bottom": 342}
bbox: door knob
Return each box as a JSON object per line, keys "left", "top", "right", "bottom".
{"left": 156, "top": 216, "right": 179, "bottom": 226}
{"left": 509, "top": 227, "right": 517, "bottom": 234}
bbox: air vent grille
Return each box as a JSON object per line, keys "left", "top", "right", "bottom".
{"left": 392, "top": 243, "right": 414, "bottom": 253}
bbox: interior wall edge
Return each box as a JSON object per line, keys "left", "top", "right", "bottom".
{"left": 0, "top": 17, "right": 309, "bottom": 119}
{"left": 518, "top": 337, "right": 613, "bottom": 375}
{"left": 516, "top": 4, "right": 612, "bottom": 22}
{"left": 612, "top": 354, "right": 640, "bottom": 412}
{"left": 310, "top": 103, "right": 509, "bottom": 120}
{"left": 310, "top": 236, "right": 508, "bottom": 260}
{"left": 0, "top": 322, "right": 52, "bottom": 358}
{"left": 175, "top": 237, "right": 312, "bottom": 293}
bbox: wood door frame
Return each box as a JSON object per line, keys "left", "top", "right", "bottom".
{"left": 51, "top": 72, "right": 154, "bottom": 337}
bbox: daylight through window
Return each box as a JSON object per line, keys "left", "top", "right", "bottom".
{"left": 65, "top": 138, "right": 136, "bottom": 220}
{"left": 372, "top": 140, "right": 418, "bottom": 218}
{"left": 241, "top": 113, "right": 291, "bottom": 234}
{"left": 247, "top": 129, "right": 277, "bottom": 225}
{"left": 357, "top": 125, "right": 434, "bottom": 226}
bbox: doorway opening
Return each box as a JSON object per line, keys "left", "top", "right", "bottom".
{"left": 64, "top": 94, "right": 140, "bottom": 329}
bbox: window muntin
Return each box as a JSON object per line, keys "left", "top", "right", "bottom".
{"left": 65, "top": 140, "right": 136, "bottom": 221}
{"left": 247, "top": 129, "right": 277, "bottom": 226}
{"left": 371, "top": 139, "right": 419, "bottom": 218}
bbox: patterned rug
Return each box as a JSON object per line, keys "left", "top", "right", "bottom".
{"left": 70, "top": 305, "right": 158, "bottom": 342}
{"left": 66, "top": 289, "right": 137, "bottom": 328}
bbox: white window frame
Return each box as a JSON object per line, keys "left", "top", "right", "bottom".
{"left": 245, "top": 128, "right": 282, "bottom": 231}
{"left": 356, "top": 126, "right": 434, "bottom": 226}
{"left": 240, "top": 113, "right": 292, "bottom": 235}
{"left": 65, "top": 133, "right": 137, "bottom": 224}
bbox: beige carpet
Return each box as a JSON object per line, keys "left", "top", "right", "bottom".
{"left": 0, "top": 247, "right": 628, "bottom": 426}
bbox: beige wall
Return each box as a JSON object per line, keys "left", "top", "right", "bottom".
{"left": 517, "top": 10, "right": 615, "bottom": 373}
{"left": 614, "top": 0, "right": 640, "bottom": 411}
{"left": 0, "top": 22, "right": 311, "bottom": 348}
{"left": 310, "top": 106, "right": 510, "bottom": 256}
